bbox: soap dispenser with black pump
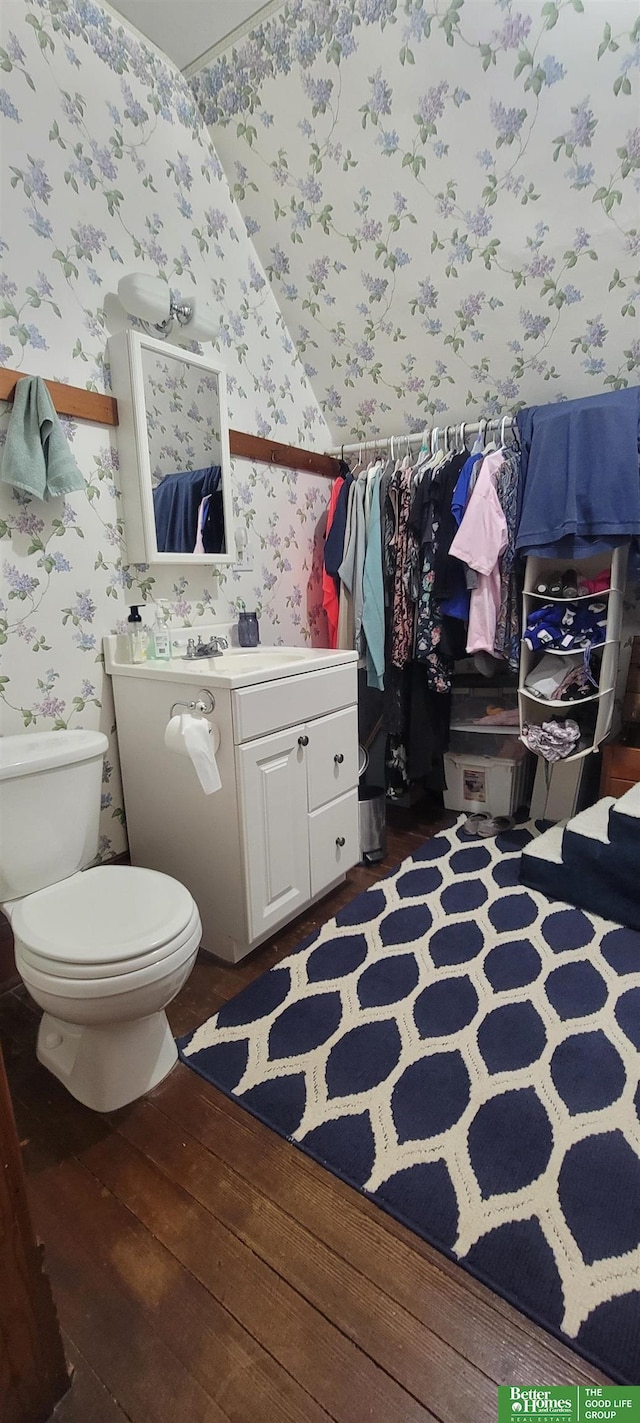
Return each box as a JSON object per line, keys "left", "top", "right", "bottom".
{"left": 127, "top": 605, "right": 148, "bottom": 664}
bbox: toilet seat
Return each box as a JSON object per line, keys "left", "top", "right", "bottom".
{"left": 12, "top": 865, "right": 199, "bottom": 981}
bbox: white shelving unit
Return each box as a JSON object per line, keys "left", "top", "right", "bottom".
{"left": 518, "top": 546, "right": 628, "bottom": 763}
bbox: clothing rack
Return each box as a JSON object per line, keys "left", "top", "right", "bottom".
{"left": 328, "top": 416, "right": 515, "bottom": 460}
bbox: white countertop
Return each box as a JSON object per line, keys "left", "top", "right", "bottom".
{"left": 103, "top": 634, "right": 358, "bottom": 690}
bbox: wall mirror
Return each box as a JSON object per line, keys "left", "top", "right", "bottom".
{"left": 108, "top": 329, "right": 234, "bottom": 566}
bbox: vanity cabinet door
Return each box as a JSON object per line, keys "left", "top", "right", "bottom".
{"left": 238, "top": 725, "right": 311, "bottom": 942}
{"left": 306, "top": 707, "right": 359, "bottom": 811}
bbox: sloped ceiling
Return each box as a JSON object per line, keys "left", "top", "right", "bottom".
{"left": 105, "top": 0, "right": 277, "bottom": 72}
{"left": 191, "top": 0, "right": 640, "bottom": 441}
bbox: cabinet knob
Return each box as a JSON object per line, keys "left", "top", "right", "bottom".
{"left": 334, "top": 752, "right": 344, "bottom": 764}
{"left": 336, "top": 835, "right": 346, "bottom": 847}
{"left": 298, "top": 734, "right": 309, "bottom": 748}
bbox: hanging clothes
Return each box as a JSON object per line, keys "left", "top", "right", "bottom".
{"left": 440, "top": 447, "right": 484, "bottom": 622}
{"left": 387, "top": 465, "right": 418, "bottom": 669}
{"left": 449, "top": 451, "right": 507, "bottom": 657}
{"left": 516, "top": 387, "right": 640, "bottom": 558}
{"left": 324, "top": 465, "right": 353, "bottom": 574}
{"left": 362, "top": 464, "right": 385, "bottom": 690}
{"left": 429, "top": 452, "right": 467, "bottom": 600}
{"left": 382, "top": 467, "right": 412, "bottom": 763}
{"left": 326, "top": 423, "right": 528, "bottom": 804}
{"left": 193, "top": 495, "right": 209, "bottom": 554}
{"left": 202, "top": 486, "right": 225, "bottom": 554}
{"left": 322, "top": 473, "right": 344, "bottom": 648}
{"left": 408, "top": 455, "right": 458, "bottom": 693}
{"left": 493, "top": 443, "right": 521, "bottom": 670}
{"left": 336, "top": 479, "right": 357, "bottom": 650}
{"left": 339, "top": 475, "right": 367, "bottom": 656}
{"left": 153, "top": 466, "right": 221, "bottom": 553}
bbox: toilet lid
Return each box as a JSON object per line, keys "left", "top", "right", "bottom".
{"left": 12, "top": 866, "right": 197, "bottom": 967}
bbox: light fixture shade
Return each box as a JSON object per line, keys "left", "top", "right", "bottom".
{"left": 175, "top": 294, "right": 218, "bottom": 344}
{"left": 118, "top": 272, "right": 170, "bottom": 324}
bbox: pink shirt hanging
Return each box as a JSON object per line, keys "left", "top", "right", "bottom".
{"left": 449, "top": 451, "right": 507, "bottom": 656}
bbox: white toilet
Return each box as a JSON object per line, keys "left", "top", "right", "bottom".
{"left": 0, "top": 729, "right": 201, "bottom": 1112}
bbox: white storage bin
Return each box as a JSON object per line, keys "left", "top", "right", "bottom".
{"left": 450, "top": 686, "right": 518, "bottom": 730}
{"left": 443, "top": 743, "right": 532, "bottom": 817}
{"left": 449, "top": 728, "right": 522, "bottom": 759}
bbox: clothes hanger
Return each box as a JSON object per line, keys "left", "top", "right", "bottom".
{"left": 470, "top": 420, "right": 484, "bottom": 456}
{"left": 350, "top": 440, "right": 364, "bottom": 477}
{"left": 500, "top": 415, "right": 510, "bottom": 447}
{"left": 428, "top": 425, "right": 445, "bottom": 470}
{"left": 365, "top": 443, "right": 384, "bottom": 497}
{"left": 483, "top": 420, "right": 498, "bottom": 454}
{"left": 410, "top": 428, "right": 428, "bottom": 480}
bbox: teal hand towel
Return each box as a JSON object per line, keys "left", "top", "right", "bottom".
{"left": 1, "top": 375, "right": 86, "bottom": 501}
{"left": 362, "top": 470, "right": 385, "bottom": 692}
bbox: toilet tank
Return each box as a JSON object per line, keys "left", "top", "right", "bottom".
{"left": 0, "top": 730, "right": 109, "bottom": 902}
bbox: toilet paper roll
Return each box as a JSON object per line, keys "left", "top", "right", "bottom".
{"left": 164, "top": 714, "right": 221, "bottom": 794}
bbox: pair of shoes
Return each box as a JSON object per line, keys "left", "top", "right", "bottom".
{"left": 462, "top": 813, "right": 490, "bottom": 834}
{"left": 535, "top": 569, "right": 578, "bottom": 599}
{"left": 462, "top": 813, "right": 513, "bottom": 837}
{"left": 476, "top": 815, "right": 514, "bottom": 837}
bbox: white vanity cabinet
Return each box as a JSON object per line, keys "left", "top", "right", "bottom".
{"left": 238, "top": 708, "right": 359, "bottom": 944}
{"left": 105, "top": 639, "right": 360, "bottom": 962}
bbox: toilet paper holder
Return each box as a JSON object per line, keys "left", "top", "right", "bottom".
{"left": 169, "top": 688, "right": 216, "bottom": 718}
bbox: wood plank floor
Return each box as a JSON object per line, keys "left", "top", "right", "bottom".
{"left": 0, "top": 802, "right": 611, "bottom": 1423}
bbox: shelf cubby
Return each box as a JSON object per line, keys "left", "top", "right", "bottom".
{"left": 518, "top": 546, "right": 628, "bottom": 765}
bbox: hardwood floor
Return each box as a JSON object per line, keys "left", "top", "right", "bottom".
{"left": 0, "top": 803, "right": 610, "bottom": 1423}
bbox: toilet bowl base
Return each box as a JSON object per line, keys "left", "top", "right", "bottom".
{"left": 37, "top": 1009, "right": 178, "bottom": 1112}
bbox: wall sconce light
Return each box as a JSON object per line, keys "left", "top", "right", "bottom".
{"left": 117, "top": 272, "right": 218, "bottom": 344}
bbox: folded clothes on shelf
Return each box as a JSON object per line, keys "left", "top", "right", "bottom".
{"left": 524, "top": 599, "right": 607, "bottom": 652}
{"left": 577, "top": 568, "right": 611, "bottom": 595}
{"left": 521, "top": 717, "right": 581, "bottom": 761}
{"left": 524, "top": 650, "right": 598, "bottom": 702}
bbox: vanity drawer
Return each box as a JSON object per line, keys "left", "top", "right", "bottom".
{"left": 232, "top": 664, "right": 356, "bottom": 743}
{"left": 308, "top": 790, "right": 359, "bottom": 897}
{"left": 306, "top": 707, "right": 359, "bottom": 811}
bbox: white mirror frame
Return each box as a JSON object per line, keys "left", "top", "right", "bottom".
{"left": 108, "top": 328, "right": 235, "bottom": 567}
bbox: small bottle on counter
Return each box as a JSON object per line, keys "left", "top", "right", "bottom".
{"left": 127, "top": 605, "right": 148, "bottom": 663}
{"left": 238, "top": 610, "right": 259, "bottom": 647}
{"left": 151, "top": 601, "right": 171, "bottom": 661}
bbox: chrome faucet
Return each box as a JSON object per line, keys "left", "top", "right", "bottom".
{"left": 184, "top": 634, "right": 228, "bottom": 659}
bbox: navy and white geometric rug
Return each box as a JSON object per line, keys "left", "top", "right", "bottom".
{"left": 179, "top": 818, "right": 640, "bottom": 1384}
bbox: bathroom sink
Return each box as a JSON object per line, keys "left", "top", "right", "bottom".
{"left": 103, "top": 634, "right": 357, "bottom": 689}
{"left": 212, "top": 647, "right": 320, "bottom": 671}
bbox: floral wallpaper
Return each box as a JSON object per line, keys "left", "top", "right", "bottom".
{"left": 0, "top": 0, "right": 331, "bottom": 857}
{"left": 142, "top": 350, "right": 222, "bottom": 484}
{"left": 193, "top": 0, "right": 640, "bottom": 439}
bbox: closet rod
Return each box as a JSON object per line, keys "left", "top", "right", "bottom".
{"left": 328, "top": 416, "right": 515, "bottom": 459}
